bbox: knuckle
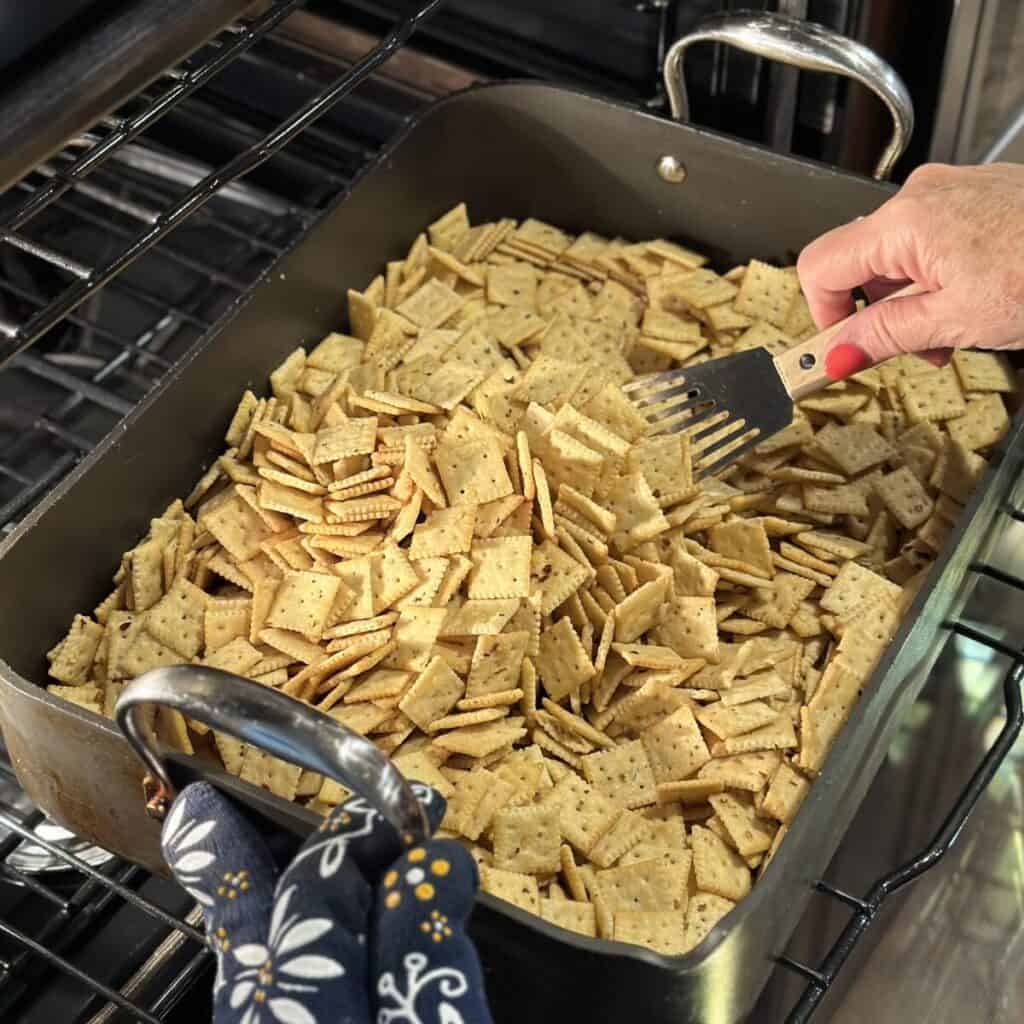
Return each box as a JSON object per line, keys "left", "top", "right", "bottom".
{"left": 905, "top": 162, "right": 952, "bottom": 188}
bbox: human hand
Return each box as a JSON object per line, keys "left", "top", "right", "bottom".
{"left": 796, "top": 162, "right": 1024, "bottom": 378}
{"left": 162, "top": 781, "right": 493, "bottom": 1024}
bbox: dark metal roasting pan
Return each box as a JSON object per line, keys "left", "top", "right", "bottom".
{"left": 0, "top": 16, "right": 1021, "bottom": 1022}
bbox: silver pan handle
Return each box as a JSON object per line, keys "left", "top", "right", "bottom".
{"left": 116, "top": 665, "right": 429, "bottom": 844}
{"left": 663, "top": 11, "right": 914, "bottom": 180}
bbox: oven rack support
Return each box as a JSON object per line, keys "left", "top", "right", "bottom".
{"left": 0, "top": 0, "right": 444, "bottom": 368}
{"left": 0, "top": 761, "right": 210, "bottom": 1023}
{"left": 780, "top": 493, "right": 1024, "bottom": 1022}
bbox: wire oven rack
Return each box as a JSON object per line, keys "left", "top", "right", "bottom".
{"left": 0, "top": 1, "right": 1022, "bottom": 1021}
{"left": 0, "top": 0, "right": 442, "bottom": 532}
{"left": 0, "top": 758, "right": 211, "bottom": 1023}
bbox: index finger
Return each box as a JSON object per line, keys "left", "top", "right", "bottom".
{"left": 796, "top": 204, "right": 911, "bottom": 328}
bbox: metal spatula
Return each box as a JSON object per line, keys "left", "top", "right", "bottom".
{"left": 623, "top": 282, "right": 922, "bottom": 479}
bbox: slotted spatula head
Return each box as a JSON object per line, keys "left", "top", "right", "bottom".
{"left": 624, "top": 282, "right": 921, "bottom": 478}
{"left": 623, "top": 347, "right": 795, "bottom": 479}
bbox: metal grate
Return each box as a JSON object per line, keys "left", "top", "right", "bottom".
{"left": 0, "top": 0, "right": 444, "bottom": 534}
{"left": 0, "top": 760, "right": 210, "bottom": 1023}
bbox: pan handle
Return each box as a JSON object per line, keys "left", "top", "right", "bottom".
{"left": 662, "top": 12, "right": 914, "bottom": 180}
{"left": 115, "top": 665, "right": 429, "bottom": 844}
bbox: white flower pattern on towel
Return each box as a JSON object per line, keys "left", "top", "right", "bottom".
{"left": 228, "top": 884, "right": 345, "bottom": 1024}
{"left": 162, "top": 795, "right": 218, "bottom": 907}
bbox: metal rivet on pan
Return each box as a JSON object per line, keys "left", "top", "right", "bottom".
{"left": 799, "top": 353, "right": 816, "bottom": 370}
{"left": 656, "top": 155, "right": 686, "bottom": 184}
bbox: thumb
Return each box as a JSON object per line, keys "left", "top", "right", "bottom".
{"left": 824, "top": 289, "right": 957, "bottom": 376}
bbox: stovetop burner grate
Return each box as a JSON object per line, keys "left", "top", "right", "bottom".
{"left": 0, "top": 761, "right": 210, "bottom": 1023}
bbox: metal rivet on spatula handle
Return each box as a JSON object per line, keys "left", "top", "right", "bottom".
{"left": 657, "top": 155, "right": 686, "bottom": 183}
{"left": 799, "top": 353, "right": 816, "bottom": 370}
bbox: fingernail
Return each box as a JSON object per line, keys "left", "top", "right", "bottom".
{"left": 824, "top": 343, "right": 871, "bottom": 381}
{"left": 917, "top": 348, "right": 952, "bottom": 368}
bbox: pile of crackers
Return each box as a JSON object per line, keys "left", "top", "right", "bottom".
{"left": 46, "top": 204, "right": 1018, "bottom": 957}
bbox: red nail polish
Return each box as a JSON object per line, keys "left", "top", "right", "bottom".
{"left": 824, "top": 343, "right": 870, "bottom": 381}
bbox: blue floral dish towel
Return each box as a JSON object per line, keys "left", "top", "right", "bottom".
{"left": 161, "top": 781, "right": 494, "bottom": 1024}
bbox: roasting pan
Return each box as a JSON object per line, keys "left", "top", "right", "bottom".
{"left": 1, "top": 17, "right": 1022, "bottom": 1023}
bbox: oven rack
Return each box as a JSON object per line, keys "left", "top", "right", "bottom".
{"left": 0, "top": 759, "right": 210, "bottom": 1023}
{"left": 0, "top": 1, "right": 441, "bottom": 533}
{"left": 780, "top": 484, "right": 1024, "bottom": 1021}
{"left": 0, "top": 0, "right": 444, "bottom": 367}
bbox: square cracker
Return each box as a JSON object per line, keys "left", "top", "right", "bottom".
{"left": 48, "top": 615, "right": 104, "bottom": 685}
{"left": 409, "top": 506, "right": 477, "bottom": 559}
{"left": 614, "top": 911, "right": 688, "bottom": 955}
{"left": 540, "top": 899, "right": 597, "bottom": 938}
{"left": 589, "top": 809, "right": 650, "bottom": 868}
{"left": 583, "top": 382, "right": 650, "bottom": 443}
{"left": 945, "top": 393, "right": 1009, "bottom": 451}
{"left": 480, "top": 866, "right": 540, "bottom": 914}
{"left": 641, "top": 705, "right": 712, "bottom": 783}
{"left": 761, "top": 759, "right": 811, "bottom": 824}
{"left": 435, "top": 438, "right": 514, "bottom": 506}
{"left": 441, "top": 598, "right": 520, "bottom": 637}
{"left": 531, "top": 540, "right": 590, "bottom": 616}
{"left": 696, "top": 701, "right": 779, "bottom": 740}
{"left": 595, "top": 858, "right": 688, "bottom": 913}
{"left": 536, "top": 615, "right": 595, "bottom": 700}
{"left": 683, "top": 892, "right": 735, "bottom": 952}
{"left": 145, "top": 578, "right": 207, "bottom": 658}
{"left": 391, "top": 750, "right": 454, "bottom": 798}
{"left": 543, "top": 772, "right": 621, "bottom": 856}
{"left": 398, "top": 654, "right": 464, "bottom": 729}
{"left": 431, "top": 718, "right": 527, "bottom": 758}
{"left": 582, "top": 740, "right": 658, "bottom": 809}
{"left": 396, "top": 277, "right": 463, "bottom": 329}
{"left": 613, "top": 576, "right": 671, "bottom": 644}
{"left": 707, "top": 792, "right": 776, "bottom": 857}
{"left": 951, "top": 349, "right": 1016, "bottom": 393}
{"left": 733, "top": 259, "right": 800, "bottom": 327}
{"left": 820, "top": 560, "right": 901, "bottom": 621}
{"left": 814, "top": 422, "right": 894, "bottom": 475}
{"left": 466, "top": 631, "right": 530, "bottom": 698}
{"left": 653, "top": 596, "right": 719, "bottom": 663}
{"left": 266, "top": 570, "right": 341, "bottom": 636}
{"left": 492, "top": 803, "right": 561, "bottom": 873}
{"left": 690, "top": 824, "right": 751, "bottom": 901}
{"left": 467, "top": 536, "right": 532, "bottom": 599}
{"left": 487, "top": 262, "right": 538, "bottom": 308}
{"left": 445, "top": 768, "right": 509, "bottom": 839}
{"left": 313, "top": 419, "right": 378, "bottom": 464}
{"left": 708, "top": 519, "right": 772, "bottom": 577}
{"left": 898, "top": 365, "right": 966, "bottom": 423}
{"left": 873, "top": 466, "right": 934, "bottom": 529}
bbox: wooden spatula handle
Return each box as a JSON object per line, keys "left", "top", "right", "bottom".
{"left": 774, "top": 282, "right": 926, "bottom": 401}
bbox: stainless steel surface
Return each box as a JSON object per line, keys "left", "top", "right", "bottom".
{"left": 928, "top": 0, "right": 988, "bottom": 163}
{"left": 930, "top": 0, "right": 1024, "bottom": 164}
{"left": 663, "top": 11, "right": 914, "bottom": 179}
{"left": 981, "top": 102, "right": 1024, "bottom": 163}
{"left": 117, "top": 666, "right": 430, "bottom": 844}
